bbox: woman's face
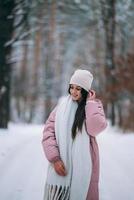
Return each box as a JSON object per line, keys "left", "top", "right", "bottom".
{"left": 70, "top": 84, "right": 82, "bottom": 101}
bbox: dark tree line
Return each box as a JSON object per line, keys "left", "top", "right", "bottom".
{"left": 0, "top": 0, "right": 30, "bottom": 128}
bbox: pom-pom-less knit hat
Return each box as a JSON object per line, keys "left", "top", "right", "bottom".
{"left": 70, "top": 69, "right": 93, "bottom": 92}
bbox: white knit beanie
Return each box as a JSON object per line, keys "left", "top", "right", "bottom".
{"left": 69, "top": 69, "right": 93, "bottom": 92}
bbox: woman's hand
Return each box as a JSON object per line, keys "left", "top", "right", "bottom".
{"left": 87, "top": 89, "right": 96, "bottom": 101}
{"left": 53, "top": 160, "right": 67, "bottom": 176}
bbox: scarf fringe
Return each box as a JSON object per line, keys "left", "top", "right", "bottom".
{"left": 43, "top": 184, "right": 70, "bottom": 200}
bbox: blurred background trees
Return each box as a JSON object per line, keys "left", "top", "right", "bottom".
{"left": 0, "top": 0, "right": 15, "bottom": 128}
{"left": 0, "top": 0, "right": 134, "bottom": 130}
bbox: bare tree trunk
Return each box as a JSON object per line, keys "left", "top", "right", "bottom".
{"left": 44, "top": 1, "right": 57, "bottom": 120}
{"left": 0, "top": 1, "right": 15, "bottom": 128}
{"left": 28, "top": 26, "right": 41, "bottom": 122}
{"left": 19, "top": 41, "right": 28, "bottom": 121}
{"left": 100, "top": 0, "right": 116, "bottom": 125}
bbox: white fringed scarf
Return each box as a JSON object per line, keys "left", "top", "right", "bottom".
{"left": 44, "top": 95, "right": 92, "bottom": 200}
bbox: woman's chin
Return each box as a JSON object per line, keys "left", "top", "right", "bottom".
{"left": 71, "top": 96, "right": 78, "bottom": 101}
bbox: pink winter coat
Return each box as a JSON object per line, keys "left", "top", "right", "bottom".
{"left": 42, "top": 99, "right": 107, "bottom": 200}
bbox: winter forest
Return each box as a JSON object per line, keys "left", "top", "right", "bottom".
{"left": 0, "top": 0, "right": 133, "bottom": 129}
{"left": 0, "top": 1, "right": 134, "bottom": 200}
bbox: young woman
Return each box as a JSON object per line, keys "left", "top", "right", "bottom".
{"left": 42, "top": 69, "right": 107, "bottom": 200}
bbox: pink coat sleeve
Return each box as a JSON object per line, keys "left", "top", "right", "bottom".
{"left": 85, "top": 99, "right": 107, "bottom": 137}
{"left": 42, "top": 107, "right": 61, "bottom": 163}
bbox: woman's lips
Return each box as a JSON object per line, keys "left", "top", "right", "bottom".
{"left": 72, "top": 96, "right": 77, "bottom": 98}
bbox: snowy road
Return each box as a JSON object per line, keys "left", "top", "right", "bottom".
{"left": 0, "top": 123, "right": 134, "bottom": 200}
{"left": 0, "top": 124, "right": 47, "bottom": 200}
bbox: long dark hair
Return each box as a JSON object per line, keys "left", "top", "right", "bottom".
{"left": 68, "top": 85, "right": 88, "bottom": 140}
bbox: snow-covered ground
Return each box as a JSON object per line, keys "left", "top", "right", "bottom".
{"left": 0, "top": 122, "right": 134, "bottom": 200}
{"left": 98, "top": 124, "right": 134, "bottom": 200}
{"left": 0, "top": 124, "right": 47, "bottom": 200}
